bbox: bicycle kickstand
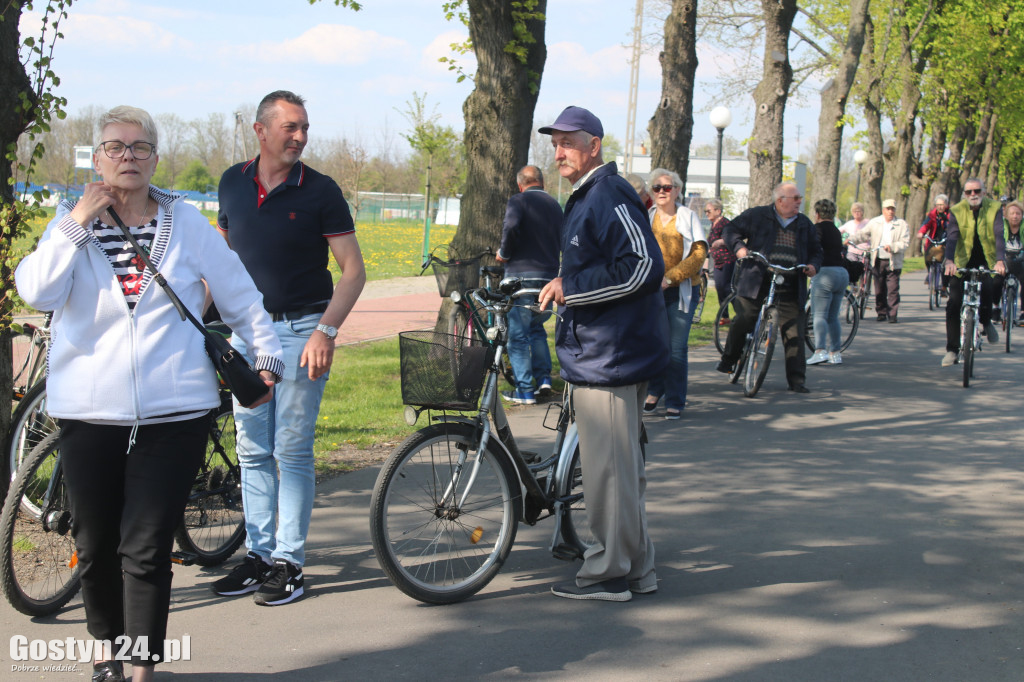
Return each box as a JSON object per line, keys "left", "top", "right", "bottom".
{"left": 548, "top": 500, "right": 583, "bottom": 561}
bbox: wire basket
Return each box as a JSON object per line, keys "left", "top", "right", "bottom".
{"left": 399, "top": 331, "right": 493, "bottom": 410}
{"left": 432, "top": 259, "right": 480, "bottom": 297}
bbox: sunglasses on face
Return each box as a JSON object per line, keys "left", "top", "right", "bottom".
{"left": 965, "top": 188, "right": 983, "bottom": 195}
{"left": 651, "top": 185, "right": 675, "bottom": 193}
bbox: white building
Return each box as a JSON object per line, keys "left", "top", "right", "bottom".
{"left": 618, "top": 154, "right": 808, "bottom": 219}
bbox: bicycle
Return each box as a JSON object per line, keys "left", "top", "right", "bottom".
{"left": 924, "top": 236, "right": 948, "bottom": 311}
{"left": 422, "top": 245, "right": 517, "bottom": 388}
{"left": 370, "top": 280, "right": 600, "bottom": 605}
{"left": 720, "top": 252, "right": 810, "bottom": 398}
{"left": 0, "top": 389, "right": 243, "bottom": 616}
{"left": 4, "top": 316, "right": 53, "bottom": 495}
{"left": 846, "top": 245, "right": 884, "bottom": 320}
{"left": 691, "top": 268, "right": 709, "bottom": 321}
{"left": 1000, "top": 273, "right": 1018, "bottom": 353}
{"left": 803, "top": 288, "right": 860, "bottom": 353}
{"left": 957, "top": 267, "right": 992, "bottom": 388}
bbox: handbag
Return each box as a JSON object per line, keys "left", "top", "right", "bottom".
{"left": 107, "top": 209, "right": 271, "bottom": 408}
{"left": 842, "top": 258, "right": 865, "bottom": 283}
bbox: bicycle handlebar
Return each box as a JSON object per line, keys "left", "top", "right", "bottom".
{"left": 739, "top": 251, "right": 810, "bottom": 274}
{"left": 420, "top": 246, "right": 496, "bottom": 274}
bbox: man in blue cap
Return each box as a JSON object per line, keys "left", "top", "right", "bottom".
{"left": 539, "top": 105, "right": 668, "bottom": 601}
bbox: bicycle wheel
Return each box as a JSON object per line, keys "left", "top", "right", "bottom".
{"left": 713, "top": 292, "right": 737, "bottom": 355}
{"left": 173, "top": 403, "right": 245, "bottom": 566}
{"left": 558, "top": 443, "right": 595, "bottom": 556}
{"left": 839, "top": 291, "right": 859, "bottom": 351}
{"left": 448, "top": 304, "right": 473, "bottom": 345}
{"left": 1006, "top": 286, "right": 1017, "bottom": 353}
{"left": 7, "top": 381, "right": 57, "bottom": 490}
{"left": 0, "top": 432, "right": 81, "bottom": 616}
{"left": 962, "top": 311, "right": 975, "bottom": 387}
{"left": 369, "top": 422, "right": 521, "bottom": 604}
{"left": 859, "top": 269, "right": 873, "bottom": 319}
{"left": 744, "top": 308, "right": 776, "bottom": 398}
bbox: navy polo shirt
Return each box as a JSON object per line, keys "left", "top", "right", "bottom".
{"left": 217, "top": 157, "right": 355, "bottom": 313}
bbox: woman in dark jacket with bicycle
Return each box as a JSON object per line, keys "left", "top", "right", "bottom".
{"left": 807, "top": 199, "right": 850, "bottom": 366}
{"left": 15, "top": 105, "right": 283, "bottom": 682}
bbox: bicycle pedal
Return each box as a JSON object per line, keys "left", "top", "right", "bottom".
{"left": 521, "top": 450, "right": 541, "bottom": 464}
{"left": 170, "top": 551, "right": 198, "bottom": 566}
{"left": 551, "top": 543, "right": 583, "bottom": 561}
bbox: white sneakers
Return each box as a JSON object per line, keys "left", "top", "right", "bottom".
{"left": 941, "top": 351, "right": 957, "bottom": 367}
{"left": 808, "top": 349, "right": 842, "bottom": 366}
{"left": 807, "top": 349, "right": 829, "bottom": 365}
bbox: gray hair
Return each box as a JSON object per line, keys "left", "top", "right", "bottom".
{"left": 772, "top": 182, "right": 799, "bottom": 201}
{"left": 649, "top": 168, "right": 682, "bottom": 189}
{"left": 935, "top": 194, "right": 949, "bottom": 205}
{"left": 850, "top": 202, "right": 865, "bottom": 213}
{"left": 517, "top": 165, "right": 544, "bottom": 187}
{"left": 256, "top": 90, "right": 307, "bottom": 125}
{"left": 705, "top": 198, "right": 723, "bottom": 212}
{"left": 813, "top": 198, "right": 837, "bottom": 221}
{"left": 625, "top": 173, "right": 647, "bottom": 194}
{"left": 964, "top": 178, "right": 985, "bottom": 192}
{"left": 95, "top": 105, "right": 158, "bottom": 147}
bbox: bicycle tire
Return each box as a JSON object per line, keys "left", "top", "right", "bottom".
{"left": 369, "top": 422, "right": 521, "bottom": 604}
{"left": 1006, "top": 289, "right": 1014, "bottom": 353}
{"left": 962, "top": 311, "right": 975, "bottom": 387}
{"left": 0, "top": 432, "right": 81, "bottom": 616}
{"left": 744, "top": 308, "right": 776, "bottom": 398}
{"left": 804, "top": 291, "right": 859, "bottom": 353}
{"left": 558, "top": 443, "right": 595, "bottom": 555}
{"left": 448, "top": 304, "right": 473, "bottom": 345}
{"left": 173, "top": 403, "right": 245, "bottom": 566}
{"left": 7, "top": 381, "right": 57, "bottom": 488}
{"left": 713, "top": 292, "right": 737, "bottom": 355}
{"left": 859, "top": 269, "right": 873, "bottom": 319}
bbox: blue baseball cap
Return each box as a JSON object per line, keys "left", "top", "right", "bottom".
{"left": 538, "top": 106, "right": 604, "bottom": 139}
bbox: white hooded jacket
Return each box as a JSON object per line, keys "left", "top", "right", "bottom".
{"left": 15, "top": 186, "right": 284, "bottom": 422}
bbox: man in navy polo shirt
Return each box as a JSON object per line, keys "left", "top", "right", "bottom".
{"left": 210, "top": 90, "right": 366, "bottom": 606}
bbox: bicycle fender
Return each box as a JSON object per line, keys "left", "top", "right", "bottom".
{"left": 552, "top": 422, "right": 579, "bottom": 492}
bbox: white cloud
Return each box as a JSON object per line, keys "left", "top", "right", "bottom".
{"left": 546, "top": 41, "right": 633, "bottom": 80}
{"left": 420, "top": 30, "right": 472, "bottom": 76}
{"left": 21, "top": 10, "right": 192, "bottom": 52}
{"left": 236, "top": 24, "right": 409, "bottom": 66}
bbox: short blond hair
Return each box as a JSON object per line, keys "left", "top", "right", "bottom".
{"left": 95, "top": 105, "right": 158, "bottom": 147}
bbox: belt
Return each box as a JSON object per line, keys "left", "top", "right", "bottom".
{"left": 269, "top": 302, "right": 328, "bottom": 322}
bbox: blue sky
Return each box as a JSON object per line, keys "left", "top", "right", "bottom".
{"left": 21, "top": 0, "right": 823, "bottom": 160}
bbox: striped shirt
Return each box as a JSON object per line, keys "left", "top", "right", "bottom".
{"left": 92, "top": 215, "right": 159, "bottom": 310}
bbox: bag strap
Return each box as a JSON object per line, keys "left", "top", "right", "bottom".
{"left": 107, "top": 207, "right": 208, "bottom": 337}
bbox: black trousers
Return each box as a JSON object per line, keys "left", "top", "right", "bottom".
{"left": 60, "top": 415, "right": 207, "bottom": 665}
{"left": 945, "top": 273, "right": 997, "bottom": 352}
{"left": 873, "top": 259, "right": 901, "bottom": 318}
{"left": 722, "top": 290, "right": 807, "bottom": 388}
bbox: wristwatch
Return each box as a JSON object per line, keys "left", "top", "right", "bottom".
{"left": 316, "top": 323, "right": 338, "bottom": 339}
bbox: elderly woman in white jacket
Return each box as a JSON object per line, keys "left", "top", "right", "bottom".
{"left": 643, "top": 168, "right": 708, "bottom": 419}
{"left": 15, "top": 105, "right": 283, "bottom": 682}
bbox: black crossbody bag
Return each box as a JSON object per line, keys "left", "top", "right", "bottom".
{"left": 108, "top": 208, "right": 271, "bottom": 408}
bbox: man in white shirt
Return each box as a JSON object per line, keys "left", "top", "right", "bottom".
{"left": 848, "top": 199, "right": 910, "bottom": 322}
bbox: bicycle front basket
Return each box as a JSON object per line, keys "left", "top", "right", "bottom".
{"left": 399, "top": 330, "right": 492, "bottom": 410}
{"left": 432, "top": 259, "right": 480, "bottom": 297}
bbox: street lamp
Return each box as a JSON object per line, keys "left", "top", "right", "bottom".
{"left": 709, "top": 106, "right": 732, "bottom": 199}
{"left": 853, "top": 149, "right": 868, "bottom": 203}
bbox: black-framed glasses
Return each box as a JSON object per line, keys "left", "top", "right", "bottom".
{"left": 781, "top": 195, "right": 802, "bottom": 201}
{"left": 97, "top": 140, "right": 157, "bottom": 160}
{"left": 964, "top": 188, "right": 983, "bottom": 196}
{"left": 651, "top": 184, "right": 675, "bottom": 193}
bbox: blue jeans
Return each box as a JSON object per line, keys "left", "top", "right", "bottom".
{"left": 506, "top": 292, "right": 552, "bottom": 392}
{"left": 811, "top": 266, "right": 849, "bottom": 352}
{"left": 647, "top": 286, "right": 696, "bottom": 411}
{"left": 232, "top": 314, "right": 328, "bottom": 567}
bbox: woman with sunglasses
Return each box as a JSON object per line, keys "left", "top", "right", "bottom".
{"left": 642, "top": 169, "right": 707, "bottom": 419}
{"left": 16, "top": 105, "right": 283, "bottom": 682}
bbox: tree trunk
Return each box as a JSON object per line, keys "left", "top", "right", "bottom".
{"left": 883, "top": 18, "right": 929, "bottom": 219}
{"left": 0, "top": 0, "right": 33, "bottom": 459}
{"left": 809, "top": 0, "right": 870, "bottom": 204}
{"left": 439, "top": 1, "right": 546, "bottom": 329}
{"left": 907, "top": 125, "right": 946, "bottom": 254}
{"left": 647, "top": 0, "right": 698, "bottom": 193}
{"left": 959, "top": 95, "right": 995, "bottom": 187}
{"left": 746, "top": 0, "right": 797, "bottom": 206}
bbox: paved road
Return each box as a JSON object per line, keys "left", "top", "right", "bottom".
{"left": 3, "top": 275, "right": 1024, "bottom": 681}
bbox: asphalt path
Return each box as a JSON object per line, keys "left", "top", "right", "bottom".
{"left": 3, "top": 274, "right": 1024, "bottom": 681}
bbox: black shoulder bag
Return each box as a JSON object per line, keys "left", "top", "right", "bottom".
{"left": 108, "top": 208, "right": 271, "bottom": 408}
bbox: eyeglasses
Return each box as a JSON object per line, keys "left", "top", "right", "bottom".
{"left": 780, "top": 195, "right": 802, "bottom": 201}
{"left": 651, "top": 184, "right": 675, "bottom": 193}
{"left": 97, "top": 140, "right": 157, "bottom": 160}
{"left": 964, "top": 188, "right": 983, "bottom": 196}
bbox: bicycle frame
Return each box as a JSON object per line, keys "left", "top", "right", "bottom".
{"left": 426, "top": 285, "right": 580, "bottom": 552}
